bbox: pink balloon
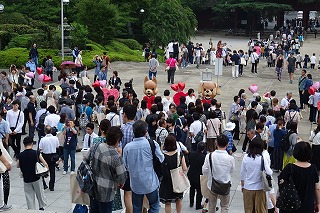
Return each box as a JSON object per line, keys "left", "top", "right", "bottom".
{"left": 26, "top": 72, "right": 35, "bottom": 79}
{"left": 99, "top": 80, "right": 106, "bottom": 88}
{"left": 37, "top": 74, "right": 44, "bottom": 83}
{"left": 102, "top": 88, "right": 119, "bottom": 101}
{"left": 313, "top": 82, "right": 320, "bottom": 90}
{"left": 248, "top": 84, "right": 258, "bottom": 93}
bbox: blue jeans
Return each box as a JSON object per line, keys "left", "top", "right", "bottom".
{"left": 32, "top": 57, "right": 38, "bottom": 67}
{"left": 132, "top": 189, "right": 160, "bottom": 213}
{"left": 182, "top": 58, "right": 187, "bottom": 68}
{"left": 90, "top": 196, "right": 113, "bottom": 213}
{"left": 149, "top": 71, "right": 157, "bottom": 80}
{"left": 188, "top": 55, "right": 194, "bottom": 64}
{"left": 63, "top": 148, "right": 75, "bottom": 172}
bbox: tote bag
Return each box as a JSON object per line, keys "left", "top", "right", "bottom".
{"left": 0, "top": 142, "right": 13, "bottom": 173}
{"left": 200, "top": 175, "right": 211, "bottom": 198}
{"left": 170, "top": 152, "right": 190, "bottom": 193}
{"left": 70, "top": 173, "right": 90, "bottom": 206}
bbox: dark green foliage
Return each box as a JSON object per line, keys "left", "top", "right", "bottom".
{"left": 116, "top": 38, "right": 141, "bottom": 50}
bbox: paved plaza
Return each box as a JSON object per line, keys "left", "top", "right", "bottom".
{"left": 5, "top": 33, "right": 320, "bottom": 212}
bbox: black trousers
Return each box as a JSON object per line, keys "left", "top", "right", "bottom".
{"left": 9, "top": 133, "right": 21, "bottom": 156}
{"left": 167, "top": 68, "right": 176, "bottom": 84}
{"left": 22, "top": 110, "right": 28, "bottom": 134}
{"left": 251, "top": 63, "right": 258, "bottom": 73}
{"left": 42, "top": 153, "right": 56, "bottom": 190}
{"left": 189, "top": 180, "right": 202, "bottom": 209}
{"left": 299, "top": 90, "right": 304, "bottom": 109}
{"left": 0, "top": 171, "right": 10, "bottom": 205}
{"left": 232, "top": 120, "right": 240, "bottom": 140}
{"left": 242, "top": 135, "right": 249, "bottom": 152}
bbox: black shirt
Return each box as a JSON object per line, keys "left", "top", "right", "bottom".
{"left": 27, "top": 102, "right": 36, "bottom": 122}
{"left": 18, "top": 149, "right": 40, "bottom": 183}
{"left": 187, "top": 151, "right": 206, "bottom": 183}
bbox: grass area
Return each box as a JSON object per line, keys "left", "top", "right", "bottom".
{"left": 0, "top": 39, "right": 144, "bottom": 69}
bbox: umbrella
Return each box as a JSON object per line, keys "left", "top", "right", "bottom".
{"left": 60, "top": 61, "right": 77, "bottom": 69}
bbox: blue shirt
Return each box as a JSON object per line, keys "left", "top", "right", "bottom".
{"left": 268, "top": 124, "right": 277, "bottom": 147}
{"left": 26, "top": 61, "right": 36, "bottom": 72}
{"left": 120, "top": 121, "right": 134, "bottom": 149}
{"left": 123, "top": 137, "right": 164, "bottom": 194}
{"left": 98, "top": 70, "right": 107, "bottom": 81}
{"left": 0, "top": 119, "right": 10, "bottom": 139}
{"left": 81, "top": 105, "right": 93, "bottom": 122}
{"left": 223, "top": 130, "right": 234, "bottom": 153}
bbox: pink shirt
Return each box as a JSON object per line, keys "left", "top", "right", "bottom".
{"left": 166, "top": 58, "right": 177, "bottom": 68}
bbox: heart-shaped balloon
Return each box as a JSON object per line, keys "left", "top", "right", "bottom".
{"left": 309, "top": 86, "right": 316, "bottom": 95}
{"left": 43, "top": 75, "right": 51, "bottom": 82}
{"left": 99, "top": 80, "right": 107, "bottom": 88}
{"left": 92, "top": 80, "right": 100, "bottom": 88}
{"left": 313, "top": 82, "right": 320, "bottom": 90}
{"left": 36, "top": 67, "right": 43, "bottom": 75}
{"left": 37, "top": 74, "right": 44, "bottom": 83}
{"left": 178, "top": 82, "right": 185, "bottom": 91}
{"left": 171, "top": 84, "right": 178, "bottom": 92}
{"left": 102, "top": 88, "right": 119, "bottom": 101}
{"left": 248, "top": 84, "right": 258, "bottom": 93}
{"left": 26, "top": 72, "right": 35, "bottom": 79}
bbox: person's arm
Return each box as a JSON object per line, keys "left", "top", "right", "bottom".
{"left": 39, "top": 153, "right": 49, "bottom": 169}
{"left": 269, "top": 191, "right": 278, "bottom": 213}
{"left": 0, "top": 152, "right": 11, "bottom": 171}
{"left": 14, "top": 111, "right": 24, "bottom": 133}
{"left": 154, "top": 141, "right": 164, "bottom": 163}
{"left": 29, "top": 112, "right": 34, "bottom": 127}
{"left": 181, "top": 155, "right": 187, "bottom": 172}
{"left": 202, "top": 154, "right": 209, "bottom": 176}
{"left": 240, "top": 158, "right": 246, "bottom": 192}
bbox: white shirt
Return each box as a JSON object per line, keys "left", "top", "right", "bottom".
{"left": 310, "top": 131, "right": 320, "bottom": 145}
{"left": 167, "top": 42, "right": 173, "bottom": 53}
{"left": 44, "top": 114, "right": 60, "bottom": 128}
{"left": 6, "top": 109, "right": 24, "bottom": 133}
{"left": 186, "top": 95, "right": 196, "bottom": 106}
{"left": 280, "top": 96, "right": 290, "bottom": 109}
{"left": 202, "top": 150, "right": 235, "bottom": 189}
{"left": 35, "top": 109, "right": 47, "bottom": 127}
{"left": 161, "top": 97, "right": 173, "bottom": 113}
{"left": 43, "top": 90, "right": 48, "bottom": 99}
{"left": 106, "top": 112, "right": 120, "bottom": 127}
{"left": 251, "top": 52, "right": 259, "bottom": 63}
{"left": 190, "top": 120, "right": 207, "bottom": 143}
{"left": 310, "top": 55, "right": 317, "bottom": 64}
{"left": 39, "top": 134, "right": 59, "bottom": 154}
{"left": 83, "top": 132, "right": 98, "bottom": 149}
{"left": 240, "top": 154, "right": 272, "bottom": 190}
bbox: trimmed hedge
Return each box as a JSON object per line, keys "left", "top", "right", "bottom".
{"left": 115, "top": 38, "right": 141, "bottom": 50}
{"left": 0, "top": 40, "right": 144, "bottom": 69}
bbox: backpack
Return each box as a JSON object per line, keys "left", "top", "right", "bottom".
{"left": 156, "top": 129, "right": 165, "bottom": 146}
{"left": 36, "top": 111, "right": 47, "bottom": 132}
{"left": 280, "top": 130, "right": 294, "bottom": 152}
{"left": 285, "top": 111, "right": 297, "bottom": 129}
{"left": 194, "top": 122, "right": 204, "bottom": 143}
{"left": 76, "top": 143, "right": 99, "bottom": 193}
{"left": 79, "top": 106, "right": 89, "bottom": 128}
{"left": 148, "top": 139, "right": 163, "bottom": 181}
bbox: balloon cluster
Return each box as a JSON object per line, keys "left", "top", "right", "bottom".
{"left": 308, "top": 82, "right": 320, "bottom": 95}
{"left": 92, "top": 80, "right": 107, "bottom": 88}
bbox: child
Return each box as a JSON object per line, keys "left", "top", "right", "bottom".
{"left": 80, "top": 65, "right": 88, "bottom": 78}
{"left": 244, "top": 52, "right": 249, "bottom": 66}
{"left": 267, "top": 53, "right": 273, "bottom": 67}
{"left": 161, "top": 89, "right": 173, "bottom": 113}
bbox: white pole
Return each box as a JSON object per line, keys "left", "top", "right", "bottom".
{"left": 61, "top": 0, "right": 64, "bottom": 60}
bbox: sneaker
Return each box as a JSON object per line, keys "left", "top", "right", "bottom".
{"left": 0, "top": 204, "right": 13, "bottom": 211}
{"left": 202, "top": 208, "right": 208, "bottom": 213}
{"left": 70, "top": 171, "right": 75, "bottom": 175}
{"left": 63, "top": 171, "right": 67, "bottom": 175}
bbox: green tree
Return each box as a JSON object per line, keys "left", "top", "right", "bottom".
{"left": 70, "top": 22, "right": 89, "bottom": 50}
{"left": 142, "top": 0, "right": 197, "bottom": 46}
{"left": 75, "top": 0, "right": 120, "bottom": 44}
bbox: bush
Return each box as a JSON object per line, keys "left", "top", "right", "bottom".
{"left": 116, "top": 38, "right": 141, "bottom": 50}
{"left": 0, "top": 24, "right": 39, "bottom": 35}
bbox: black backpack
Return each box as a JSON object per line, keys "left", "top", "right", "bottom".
{"left": 148, "top": 139, "right": 163, "bottom": 181}
{"left": 36, "top": 111, "right": 47, "bottom": 132}
{"left": 280, "top": 130, "right": 294, "bottom": 152}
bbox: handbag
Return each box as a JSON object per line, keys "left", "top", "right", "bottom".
{"left": 229, "top": 113, "right": 238, "bottom": 122}
{"left": 0, "top": 141, "right": 13, "bottom": 173}
{"left": 200, "top": 175, "right": 211, "bottom": 198}
{"left": 170, "top": 152, "right": 190, "bottom": 193}
{"left": 70, "top": 173, "right": 90, "bottom": 205}
{"left": 261, "top": 156, "right": 274, "bottom": 191}
{"left": 35, "top": 151, "right": 49, "bottom": 176}
{"left": 240, "top": 57, "right": 246, "bottom": 65}
{"left": 209, "top": 153, "right": 231, "bottom": 195}
{"left": 276, "top": 164, "right": 301, "bottom": 211}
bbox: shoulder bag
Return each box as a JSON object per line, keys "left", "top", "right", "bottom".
{"left": 276, "top": 164, "right": 301, "bottom": 210}
{"left": 170, "top": 152, "right": 190, "bottom": 193}
{"left": 261, "top": 155, "right": 274, "bottom": 191}
{"left": 10, "top": 110, "right": 21, "bottom": 133}
{"left": 194, "top": 123, "right": 204, "bottom": 143}
{"left": 209, "top": 153, "right": 231, "bottom": 195}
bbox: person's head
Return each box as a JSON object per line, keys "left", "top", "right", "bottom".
{"left": 286, "top": 91, "right": 293, "bottom": 99}
{"left": 169, "top": 53, "right": 174, "bottom": 58}
{"left": 69, "top": 79, "right": 75, "bottom": 86}
{"left": 110, "top": 105, "right": 117, "bottom": 113}
{"left": 106, "top": 126, "right": 123, "bottom": 146}
{"left": 276, "top": 118, "right": 284, "bottom": 128}
{"left": 59, "top": 113, "right": 67, "bottom": 124}
{"left": 272, "top": 98, "right": 278, "bottom": 105}
{"left": 150, "top": 105, "right": 158, "bottom": 114}
{"left": 216, "top": 134, "right": 229, "bottom": 148}
{"left": 192, "top": 112, "right": 200, "bottom": 120}
{"left": 188, "top": 88, "right": 194, "bottom": 96}
{"left": 86, "top": 123, "right": 94, "bottom": 135}
{"left": 45, "top": 125, "right": 52, "bottom": 135}
{"left": 233, "top": 96, "right": 239, "bottom": 103}
{"left": 1, "top": 71, "right": 7, "bottom": 77}
{"left": 47, "top": 105, "right": 56, "bottom": 114}
{"left": 23, "top": 136, "right": 34, "bottom": 146}
{"left": 177, "top": 108, "right": 184, "bottom": 116}
{"left": 293, "top": 141, "right": 312, "bottom": 162}
{"left": 29, "top": 95, "right": 35, "bottom": 103}
{"left": 154, "top": 96, "right": 162, "bottom": 105}
{"left": 157, "top": 112, "right": 165, "bottom": 120}
{"left": 122, "top": 90, "right": 128, "bottom": 98}
{"left": 211, "top": 98, "right": 217, "bottom": 106}
{"left": 259, "top": 116, "right": 266, "bottom": 124}
{"left": 247, "top": 138, "right": 264, "bottom": 158}
{"left": 301, "top": 69, "right": 306, "bottom": 76}
{"left": 209, "top": 110, "right": 217, "bottom": 119}
{"left": 246, "top": 129, "right": 256, "bottom": 140}
{"left": 123, "top": 104, "right": 137, "bottom": 122}
{"left": 241, "top": 93, "right": 247, "bottom": 100}
{"left": 99, "top": 119, "right": 111, "bottom": 136}
{"left": 163, "top": 134, "right": 177, "bottom": 151}
{"left": 164, "top": 89, "right": 170, "bottom": 96}
{"left": 169, "top": 104, "right": 176, "bottom": 113}
{"left": 289, "top": 103, "right": 297, "bottom": 110}
{"left": 37, "top": 88, "right": 44, "bottom": 96}
{"left": 140, "top": 100, "right": 147, "bottom": 110}
{"left": 307, "top": 74, "right": 312, "bottom": 79}
{"left": 238, "top": 89, "right": 245, "bottom": 97}
{"left": 256, "top": 122, "right": 264, "bottom": 133}
{"left": 255, "top": 96, "right": 261, "bottom": 102}
{"left": 113, "top": 71, "right": 118, "bottom": 77}
{"left": 49, "top": 85, "right": 55, "bottom": 91}
{"left": 133, "top": 120, "right": 148, "bottom": 138}
{"left": 166, "top": 118, "right": 175, "bottom": 129}
{"left": 180, "top": 96, "right": 186, "bottom": 104}
{"left": 216, "top": 102, "right": 221, "bottom": 109}
{"left": 158, "top": 119, "right": 166, "bottom": 128}
{"left": 251, "top": 101, "right": 258, "bottom": 109}
{"left": 12, "top": 100, "right": 20, "bottom": 111}
{"left": 156, "top": 102, "right": 163, "bottom": 111}
{"left": 195, "top": 105, "right": 203, "bottom": 114}
{"left": 267, "top": 108, "right": 274, "bottom": 116}
{"left": 289, "top": 122, "right": 298, "bottom": 132}
{"left": 197, "top": 142, "right": 206, "bottom": 152}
